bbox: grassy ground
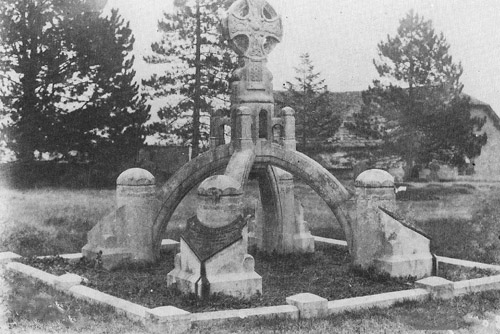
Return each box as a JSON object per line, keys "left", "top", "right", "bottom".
{"left": 21, "top": 245, "right": 417, "bottom": 312}
{"left": 2, "top": 181, "right": 500, "bottom": 332}
{"left": 3, "top": 268, "right": 500, "bottom": 333}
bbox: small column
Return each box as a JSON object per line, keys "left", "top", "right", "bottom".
{"left": 353, "top": 169, "right": 433, "bottom": 278}
{"left": 353, "top": 169, "right": 397, "bottom": 267}
{"left": 82, "top": 168, "right": 159, "bottom": 270}
{"left": 253, "top": 166, "right": 314, "bottom": 254}
{"left": 281, "top": 107, "right": 296, "bottom": 151}
{"left": 209, "top": 116, "right": 219, "bottom": 148}
{"left": 234, "top": 106, "right": 254, "bottom": 150}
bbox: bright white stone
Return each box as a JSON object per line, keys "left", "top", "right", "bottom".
{"left": 286, "top": 293, "right": 328, "bottom": 319}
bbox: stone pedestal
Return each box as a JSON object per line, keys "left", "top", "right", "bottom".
{"left": 353, "top": 169, "right": 433, "bottom": 279}
{"left": 251, "top": 167, "right": 314, "bottom": 254}
{"left": 82, "top": 168, "right": 160, "bottom": 270}
{"left": 167, "top": 175, "right": 262, "bottom": 299}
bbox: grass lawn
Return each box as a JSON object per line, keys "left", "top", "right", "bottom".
{"left": 21, "top": 245, "right": 417, "bottom": 313}
{"left": 2, "top": 181, "right": 500, "bottom": 332}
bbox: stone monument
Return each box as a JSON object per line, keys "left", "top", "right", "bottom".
{"left": 166, "top": 0, "right": 351, "bottom": 298}
{"left": 352, "top": 169, "right": 433, "bottom": 278}
{"left": 82, "top": 0, "right": 434, "bottom": 294}
{"left": 82, "top": 168, "right": 160, "bottom": 270}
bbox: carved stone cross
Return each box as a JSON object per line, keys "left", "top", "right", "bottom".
{"left": 223, "top": 0, "right": 283, "bottom": 60}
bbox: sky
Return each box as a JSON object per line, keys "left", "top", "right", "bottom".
{"left": 104, "top": 0, "right": 500, "bottom": 114}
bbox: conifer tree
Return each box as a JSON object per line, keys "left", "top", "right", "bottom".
{"left": 285, "top": 53, "right": 339, "bottom": 149}
{"left": 353, "top": 10, "right": 486, "bottom": 172}
{"left": 142, "top": 0, "right": 236, "bottom": 157}
{"left": 0, "top": 0, "right": 149, "bottom": 166}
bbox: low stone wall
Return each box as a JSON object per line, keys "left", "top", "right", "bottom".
{"left": 4, "top": 238, "right": 500, "bottom": 331}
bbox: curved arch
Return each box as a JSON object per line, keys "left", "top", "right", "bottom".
{"left": 254, "top": 144, "right": 353, "bottom": 248}
{"left": 153, "top": 143, "right": 353, "bottom": 258}
{"left": 152, "top": 144, "right": 234, "bottom": 253}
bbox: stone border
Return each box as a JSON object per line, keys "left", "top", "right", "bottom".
{"left": 3, "top": 237, "right": 500, "bottom": 331}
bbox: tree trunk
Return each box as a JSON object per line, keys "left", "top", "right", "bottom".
{"left": 191, "top": 0, "right": 202, "bottom": 158}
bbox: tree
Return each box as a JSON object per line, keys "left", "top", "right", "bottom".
{"left": 285, "top": 53, "right": 339, "bottom": 149}
{"left": 143, "top": 0, "right": 236, "bottom": 158}
{"left": 352, "top": 10, "right": 486, "bottom": 172}
{"left": 0, "top": 0, "right": 149, "bottom": 166}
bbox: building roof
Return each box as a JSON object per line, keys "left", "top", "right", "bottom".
{"left": 466, "top": 95, "right": 500, "bottom": 131}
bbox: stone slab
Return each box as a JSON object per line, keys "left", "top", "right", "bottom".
{"left": 161, "top": 239, "right": 180, "bottom": 252}
{"left": 146, "top": 306, "right": 191, "bottom": 333}
{"left": 167, "top": 267, "right": 201, "bottom": 296}
{"left": 69, "top": 285, "right": 148, "bottom": 323}
{"left": 416, "top": 276, "right": 454, "bottom": 299}
{"left": 375, "top": 254, "right": 433, "bottom": 279}
{"left": 286, "top": 293, "right": 328, "bottom": 319}
{"left": 0, "top": 252, "right": 21, "bottom": 263}
{"left": 453, "top": 275, "right": 500, "bottom": 297}
{"left": 191, "top": 305, "right": 298, "bottom": 325}
{"left": 313, "top": 236, "right": 348, "bottom": 248}
{"left": 437, "top": 256, "right": 500, "bottom": 272}
{"left": 54, "top": 273, "right": 86, "bottom": 291}
{"left": 208, "top": 272, "right": 262, "bottom": 299}
{"left": 328, "top": 289, "right": 429, "bottom": 314}
{"left": 6, "top": 261, "right": 57, "bottom": 286}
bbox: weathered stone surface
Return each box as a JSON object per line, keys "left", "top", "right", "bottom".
{"left": 145, "top": 306, "right": 191, "bottom": 334}
{"left": 69, "top": 285, "right": 148, "bottom": 322}
{"left": 198, "top": 175, "right": 242, "bottom": 197}
{"left": 355, "top": 169, "right": 394, "bottom": 188}
{"left": 416, "top": 276, "right": 454, "bottom": 299}
{"left": 116, "top": 168, "right": 155, "bottom": 186}
{"left": 254, "top": 166, "right": 315, "bottom": 254}
{"left": 328, "top": 289, "right": 429, "bottom": 314}
{"left": 191, "top": 305, "right": 299, "bottom": 325}
{"left": 54, "top": 273, "right": 85, "bottom": 291}
{"left": 181, "top": 216, "right": 246, "bottom": 262}
{"left": 286, "top": 293, "right": 328, "bottom": 319}
{"left": 83, "top": 168, "right": 160, "bottom": 269}
{"left": 0, "top": 252, "right": 21, "bottom": 263}
{"left": 352, "top": 169, "right": 432, "bottom": 279}
{"left": 161, "top": 239, "right": 180, "bottom": 252}
{"left": 453, "top": 275, "right": 500, "bottom": 297}
{"left": 168, "top": 236, "right": 262, "bottom": 299}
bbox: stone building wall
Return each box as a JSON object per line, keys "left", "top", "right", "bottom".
{"left": 469, "top": 105, "right": 500, "bottom": 181}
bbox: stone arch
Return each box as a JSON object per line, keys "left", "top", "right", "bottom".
{"left": 254, "top": 144, "right": 353, "bottom": 247}
{"left": 152, "top": 144, "right": 234, "bottom": 252}
{"left": 153, "top": 143, "right": 353, "bottom": 258}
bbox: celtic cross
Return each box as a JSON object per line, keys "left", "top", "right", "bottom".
{"left": 223, "top": 0, "right": 282, "bottom": 59}
{"left": 223, "top": 0, "right": 282, "bottom": 90}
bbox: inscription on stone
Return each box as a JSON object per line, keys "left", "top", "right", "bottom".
{"left": 182, "top": 215, "right": 247, "bottom": 262}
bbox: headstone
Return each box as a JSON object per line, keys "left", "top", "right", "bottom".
{"left": 167, "top": 175, "right": 262, "bottom": 299}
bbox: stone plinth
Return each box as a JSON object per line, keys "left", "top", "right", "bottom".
{"left": 416, "top": 276, "right": 454, "bottom": 299}
{"left": 168, "top": 175, "right": 262, "bottom": 299}
{"left": 286, "top": 293, "right": 328, "bottom": 319}
{"left": 145, "top": 306, "right": 191, "bottom": 333}
{"left": 82, "top": 168, "right": 160, "bottom": 270}
{"left": 353, "top": 169, "right": 433, "bottom": 279}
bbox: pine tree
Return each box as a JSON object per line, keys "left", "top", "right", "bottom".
{"left": 142, "top": 0, "right": 236, "bottom": 158}
{"left": 354, "top": 10, "right": 486, "bottom": 172}
{"left": 285, "top": 53, "right": 339, "bottom": 149}
{"left": 0, "top": 1, "right": 149, "bottom": 166}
